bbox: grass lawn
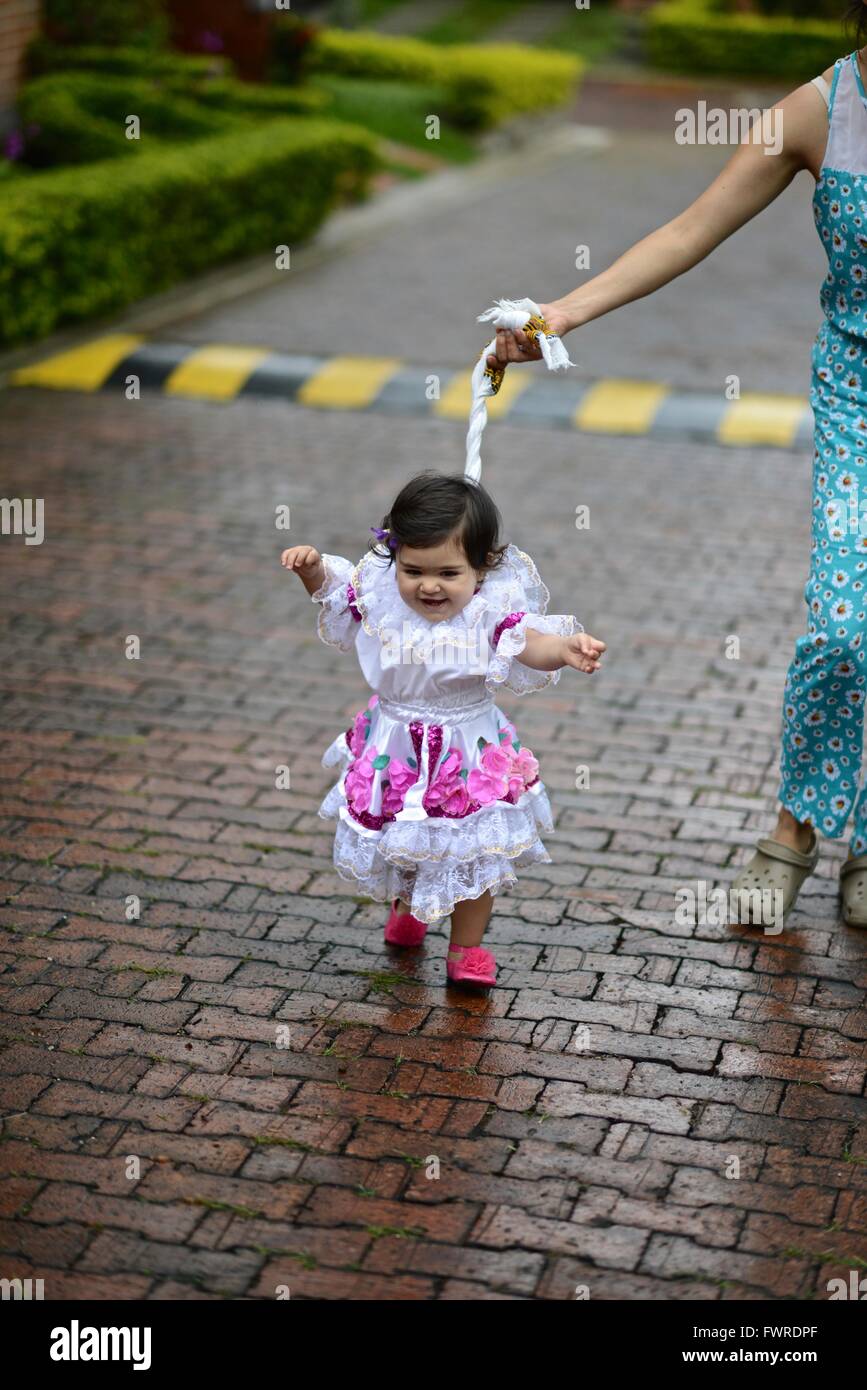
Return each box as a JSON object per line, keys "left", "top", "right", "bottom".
{"left": 420, "top": 0, "right": 527, "bottom": 45}
{"left": 356, "top": 0, "right": 408, "bottom": 21}
{"left": 359, "top": 0, "right": 626, "bottom": 64}
{"left": 309, "top": 74, "right": 477, "bottom": 163}
{"left": 545, "top": 8, "right": 627, "bottom": 63}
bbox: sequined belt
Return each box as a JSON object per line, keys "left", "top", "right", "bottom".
{"left": 377, "top": 693, "right": 495, "bottom": 727}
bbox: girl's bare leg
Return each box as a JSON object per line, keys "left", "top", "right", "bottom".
{"left": 448, "top": 890, "right": 494, "bottom": 954}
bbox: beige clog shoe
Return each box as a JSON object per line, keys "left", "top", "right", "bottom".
{"left": 839, "top": 853, "right": 867, "bottom": 926}
{"left": 729, "top": 830, "right": 819, "bottom": 924}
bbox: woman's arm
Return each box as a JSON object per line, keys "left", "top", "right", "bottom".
{"left": 488, "top": 76, "right": 831, "bottom": 364}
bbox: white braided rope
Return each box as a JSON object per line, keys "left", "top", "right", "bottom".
{"left": 464, "top": 297, "right": 575, "bottom": 483}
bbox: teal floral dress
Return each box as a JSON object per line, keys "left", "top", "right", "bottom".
{"left": 778, "top": 51, "right": 867, "bottom": 850}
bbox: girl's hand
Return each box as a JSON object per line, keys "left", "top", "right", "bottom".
{"left": 281, "top": 544, "right": 322, "bottom": 577}
{"left": 485, "top": 301, "right": 572, "bottom": 372}
{"left": 560, "top": 632, "right": 607, "bottom": 674}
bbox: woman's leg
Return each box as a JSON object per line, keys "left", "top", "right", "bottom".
{"left": 448, "top": 889, "right": 494, "bottom": 951}
{"left": 769, "top": 805, "right": 815, "bottom": 854}
{"left": 777, "top": 537, "right": 867, "bottom": 846}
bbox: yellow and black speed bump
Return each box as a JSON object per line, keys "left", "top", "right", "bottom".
{"left": 7, "top": 334, "right": 815, "bottom": 451}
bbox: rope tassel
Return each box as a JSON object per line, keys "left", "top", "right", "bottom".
{"left": 465, "top": 297, "right": 576, "bottom": 483}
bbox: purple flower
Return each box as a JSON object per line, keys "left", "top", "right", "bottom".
{"left": 4, "top": 130, "right": 24, "bottom": 162}
{"left": 370, "top": 526, "right": 398, "bottom": 550}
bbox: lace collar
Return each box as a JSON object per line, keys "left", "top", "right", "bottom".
{"left": 349, "top": 542, "right": 551, "bottom": 653}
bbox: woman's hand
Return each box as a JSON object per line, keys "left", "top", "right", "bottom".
{"left": 485, "top": 80, "right": 822, "bottom": 378}
{"left": 484, "top": 302, "right": 572, "bottom": 372}
{"left": 560, "top": 632, "right": 607, "bottom": 674}
{"left": 281, "top": 545, "right": 325, "bottom": 593}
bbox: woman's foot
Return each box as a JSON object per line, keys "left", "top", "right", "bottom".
{"left": 769, "top": 808, "right": 815, "bottom": 855}
{"left": 384, "top": 898, "right": 427, "bottom": 947}
{"left": 839, "top": 855, "right": 867, "bottom": 925}
{"left": 729, "top": 814, "right": 819, "bottom": 927}
{"left": 446, "top": 944, "right": 497, "bottom": 987}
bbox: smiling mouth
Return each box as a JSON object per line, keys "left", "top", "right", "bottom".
{"left": 421, "top": 597, "right": 447, "bottom": 606}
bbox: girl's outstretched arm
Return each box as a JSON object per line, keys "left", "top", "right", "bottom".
{"left": 282, "top": 545, "right": 325, "bottom": 596}
{"left": 487, "top": 73, "right": 831, "bottom": 365}
{"left": 517, "top": 628, "right": 606, "bottom": 674}
{"left": 286, "top": 547, "right": 361, "bottom": 652}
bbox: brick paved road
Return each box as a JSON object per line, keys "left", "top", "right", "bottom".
{"left": 1, "top": 382, "right": 865, "bottom": 1300}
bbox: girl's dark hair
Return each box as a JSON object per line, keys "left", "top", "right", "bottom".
{"left": 369, "top": 471, "right": 509, "bottom": 578}
{"left": 846, "top": 2, "right": 867, "bottom": 48}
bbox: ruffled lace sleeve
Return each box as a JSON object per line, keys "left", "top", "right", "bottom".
{"left": 310, "top": 554, "right": 362, "bottom": 652}
{"left": 481, "top": 544, "right": 583, "bottom": 696}
{"left": 486, "top": 610, "right": 583, "bottom": 695}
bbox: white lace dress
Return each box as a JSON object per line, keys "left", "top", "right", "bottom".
{"left": 311, "top": 542, "right": 582, "bottom": 925}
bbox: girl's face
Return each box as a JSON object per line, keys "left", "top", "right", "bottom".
{"left": 396, "top": 536, "right": 484, "bottom": 623}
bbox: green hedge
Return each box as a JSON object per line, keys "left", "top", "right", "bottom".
{"left": 26, "top": 38, "right": 222, "bottom": 82}
{"left": 646, "top": 0, "right": 846, "bottom": 79}
{"left": 16, "top": 70, "right": 324, "bottom": 167}
{"left": 298, "top": 26, "right": 583, "bottom": 129}
{"left": 0, "top": 118, "right": 378, "bottom": 346}
{"left": 18, "top": 74, "right": 231, "bottom": 166}
{"left": 41, "top": 0, "right": 168, "bottom": 50}
{"left": 25, "top": 39, "right": 324, "bottom": 116}
{"left": 744, "top": 0, "right": 841, "bottom": 16}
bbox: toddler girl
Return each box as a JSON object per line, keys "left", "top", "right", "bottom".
{"left": 282, "top": 470, "right": 606, "bottom": 988}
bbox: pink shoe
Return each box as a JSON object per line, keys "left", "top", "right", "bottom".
{"left": 384, "top": 898, "right": 428, "bottom": 946}
{"left": 446, "top": 944, "right": 497, "bottom": 988}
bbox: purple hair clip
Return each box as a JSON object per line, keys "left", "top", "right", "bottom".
{"left": 370, "top": 526, "right": 398, "bottom": 551}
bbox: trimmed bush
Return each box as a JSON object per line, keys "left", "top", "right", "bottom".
{"left": 25, "top": 39, "right": 324, "bottom": 116}
{"left": 297, "top": 25, "right": 583, "bottom": 129}
{"left": 0, "top": 118, "right": 378, "bottom": 346}
{"left": 747, "top": 0, "right": 842, "bottom": 16}
{"left": 41, "top": 0, "right": 169, "bottom": 50}
{"left": 25, "top": 38, "right": 219, "bottom": 82}
{"left": 15, "top": 69, "right": 327, "bottom": 168}
{"left": 17, "top": 74, "right": 231, "bottom": 166}
{"left": 646, "top": 0, "right": 846, "bottom": 80}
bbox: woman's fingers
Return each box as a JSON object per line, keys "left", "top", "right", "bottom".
{"left": 485, "top": 321, "right": 549, "bottom": 369}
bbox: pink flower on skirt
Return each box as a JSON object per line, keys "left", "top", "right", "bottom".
{"left": 345, "top": 744, "right": 377, "bottom": 812}
{"left": 381, "top": 756, "right": 419, "bottom": 817}
{"left": 467, "top": 740, "right": 512, "bottom": 805}
{"left": 348, "top": 694, "right": 379, "bottom": 757}
{"left": 423, "top": 747, "right": 471, "bottom": 816}
{"left": 468, "top": 739, "right": 539, "bottom": 805}
{"left": 511, "top": 746, "right": 539, "bottom": 787}
{"left": 438, "top": 780, "right": 471, "bottom": 816}
{"left": 483, "top": 742, "right": 513, "bottom": 778}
